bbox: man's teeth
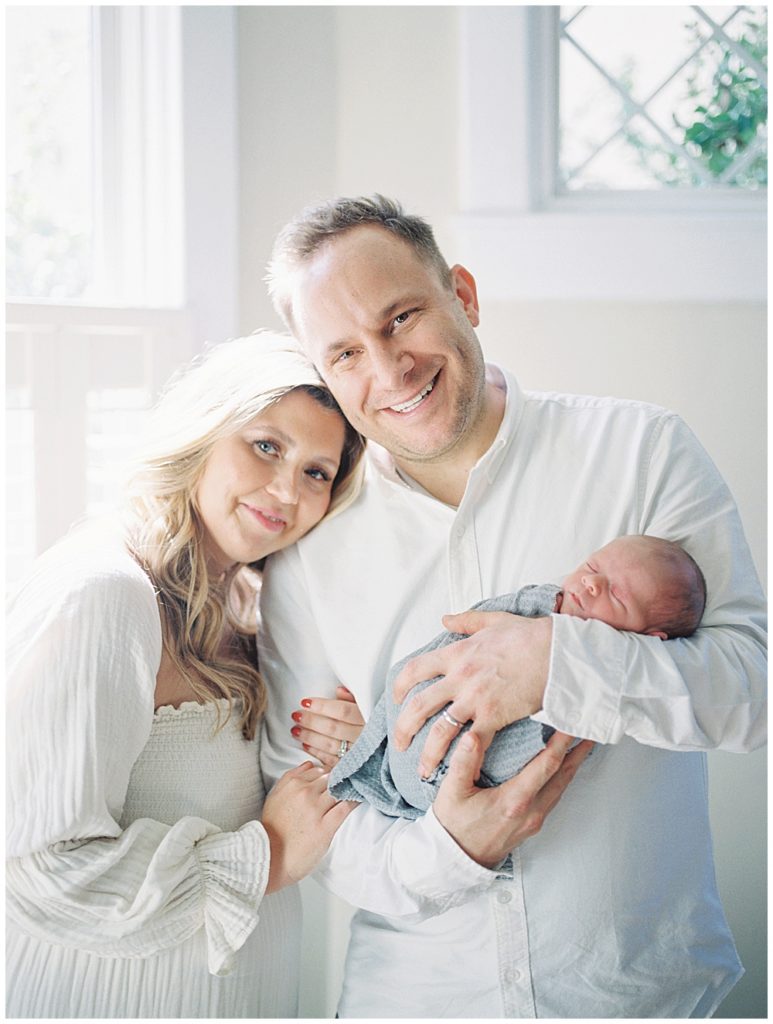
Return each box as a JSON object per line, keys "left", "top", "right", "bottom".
{"left": 390, "top": 379, "right": 434, "bottom": 413}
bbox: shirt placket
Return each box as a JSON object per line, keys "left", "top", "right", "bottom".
{"left": 448, "top": 472, "right": 536, "bottom": 1017}
{"left": 492, "top": 849, "right": 536, "bottom": 1017}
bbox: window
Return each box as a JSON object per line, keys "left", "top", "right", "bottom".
{"left": 6, "top": 7, "right": 96, "bottom": 301}
{"left": 5, "top": 305, "right": 194, "bottom": 590}
{"left": 5, "top": 7, "right": 212, "bottom": 590}
{"left": 559, "top": 5, "right": 767, "bottom": 193}
{"left": 6, "top": 6, "right": 184, "bottom": 307}
{"left": 456, "top": 5, "right": 766, "bottom": 301}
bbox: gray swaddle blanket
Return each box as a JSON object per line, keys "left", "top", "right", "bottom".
{"left": 328, "top": 583, "right": 561, "bottom": 817}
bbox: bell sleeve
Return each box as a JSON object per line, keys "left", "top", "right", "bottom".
{"left": 6, "top": 552, "right": 270, "bottom": 976}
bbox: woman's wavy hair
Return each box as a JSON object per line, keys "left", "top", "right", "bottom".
{"left": 123, "top": 331, "right": 365, "bottom": 740}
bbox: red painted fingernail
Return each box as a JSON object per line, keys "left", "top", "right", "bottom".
{"left": 302, "top": 743, "right": 310, "bottom": 751}
{"left": 301, "top": 699, "right": 312, "bottom": 708}
{"left": 291, "top": 726, "right": 301, "bottom": 737}
{"left": 291, "top": 711, "right": 302, "bottom": 722}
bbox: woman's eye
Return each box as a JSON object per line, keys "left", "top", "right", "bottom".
{"left": 306, "top": 467, "right": 331, "bottom": 483}
{"left": 254, "top": 439, "right": 279, "bottom": 456}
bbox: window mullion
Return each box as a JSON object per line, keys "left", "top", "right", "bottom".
{"left": 693, "top": 6, "right": 768, "bottom": 86}
{"left": 717, "top": 133, "right": 767, "bottom": 183}
{"left": 561, "top": 28, "right": 714, "bottom": 185}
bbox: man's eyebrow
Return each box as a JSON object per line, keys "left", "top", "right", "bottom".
{"left": 322, "top": 338, "right": 356, "bottom": 363}
{"left": 320, "top": 294, "right": 424, "bottom": 362}
{"left": 379, "top": 294, "right": 423, "bottom": 321}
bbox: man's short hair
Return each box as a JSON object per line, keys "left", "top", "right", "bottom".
{"left": 266, "top": 194, "right": 453, "bottom": 330}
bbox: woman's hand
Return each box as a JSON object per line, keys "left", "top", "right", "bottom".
{"left": 290, "top": 685, "right": 365, "bottom": 768}
{"left": 262, "top": 760, "right": 358, "bottom": 893}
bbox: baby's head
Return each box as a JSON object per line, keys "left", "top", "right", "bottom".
{"left": 558, "top": 535, "right": 706, "bottom": 639}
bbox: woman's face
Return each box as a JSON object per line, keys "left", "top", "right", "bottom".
{"left": 195, "top": 389, "right": 347, "bottom": 573}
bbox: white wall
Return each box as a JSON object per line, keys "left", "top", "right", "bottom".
{"left": 236, "top": 7, "right": 766, "bottom": 1018}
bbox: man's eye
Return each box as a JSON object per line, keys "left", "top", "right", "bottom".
{"left": 335, "top": 349, "right": 355, "bottom": 364}
{"left": 393, "top": 310, "right": 412, "bottom": 327}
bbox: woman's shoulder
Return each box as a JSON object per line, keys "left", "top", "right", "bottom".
{"left": 8, "top": 517, "right": 160, "bottom": 636}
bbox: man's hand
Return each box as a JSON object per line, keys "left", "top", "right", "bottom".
{"left": 433, "top": 730, "right": 593, "bottom": 869}
{"left": 392, "top": 611, "right": 552, "bottom": 778}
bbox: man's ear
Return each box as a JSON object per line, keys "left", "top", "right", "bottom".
{"left": 450, "top": 264, "right": 480, "bottom": 327}
{"left": 646, "top": 629, "right": 669, "bottom": 641}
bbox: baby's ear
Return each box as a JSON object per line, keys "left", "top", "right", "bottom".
{"left": 646, "top": 629, "right": 669, "bottom": 641}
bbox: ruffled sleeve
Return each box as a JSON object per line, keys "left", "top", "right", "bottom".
{"left": 6, "top": 534, "right": 270, "bottom": 975}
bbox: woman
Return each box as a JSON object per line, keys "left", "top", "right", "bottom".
{"left": 6, "top": 333, "right": 366, "bottom": 1018}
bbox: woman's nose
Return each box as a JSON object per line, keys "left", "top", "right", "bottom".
{"left": 266, "top": 467, "right": 299, "bottom": 505}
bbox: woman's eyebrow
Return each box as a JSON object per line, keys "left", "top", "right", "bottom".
{"left": 249, "top": 424, "right": 340, "bottom": 471}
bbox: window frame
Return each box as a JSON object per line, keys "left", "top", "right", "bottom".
{"left": 456, "top": 5, "right": 766, "bottom": 301}
{"left": 5, "top": 7, "right": 238, "bottom": 585}
{"left": 92, "top": 6, "right": 185, "bottom": 307}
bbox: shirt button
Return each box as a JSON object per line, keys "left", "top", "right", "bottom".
{"left": 497, "top": 889, "right": 512, "bottom": 904}
{"left": 503, "top": 966, "right": 522, "bottom": 984}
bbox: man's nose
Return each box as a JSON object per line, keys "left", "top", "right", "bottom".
{"left": 370, "top": 344, "right": 414, "bottom": 390}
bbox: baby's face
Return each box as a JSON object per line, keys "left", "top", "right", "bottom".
{"left": 559, "top": 537, "right": 668, "bottom": 638}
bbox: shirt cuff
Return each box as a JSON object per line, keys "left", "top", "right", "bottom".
{"left": 533, "top": 614, "right": 625, "bottom": 744}
{"left": 391, "top": 806, "right": 504, "bottom": 903}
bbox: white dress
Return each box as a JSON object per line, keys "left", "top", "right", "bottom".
{"left": 6, "top": 525, "right": 302, "bottom": 1018}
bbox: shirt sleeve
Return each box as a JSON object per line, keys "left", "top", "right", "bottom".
{"left": 6, "top": 558, "right": 270, "bottom": 976}
{"left": 536, "top": 412, "right": 767, "bottom": 751}
{"left": 259, "top": 547, "right": 501, "bottom": 920}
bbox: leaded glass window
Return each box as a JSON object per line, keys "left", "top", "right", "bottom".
{"left": 559, "top": 5, "right": 767, "bottom": 191}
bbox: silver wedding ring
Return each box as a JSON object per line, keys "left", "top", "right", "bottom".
{"left": 338, "top": 739, "right": 350, "bottom": 758}
{"left": 441, "top": 708, "right": 463, "bottom": 729}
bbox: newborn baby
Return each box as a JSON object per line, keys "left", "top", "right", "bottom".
{"left": 328, "top": 535, "right": 706, "bottom": 817}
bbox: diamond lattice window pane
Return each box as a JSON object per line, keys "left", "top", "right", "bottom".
{"left": 559, "top": 5, "right": 768, "bottom": 191}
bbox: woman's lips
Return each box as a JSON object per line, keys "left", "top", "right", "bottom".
{"left": 241, "top": 504, "right": 287, "bottom": 533}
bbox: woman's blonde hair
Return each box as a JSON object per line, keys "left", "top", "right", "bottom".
{"left": 123, "top": 331, "right": 364, "bottom": 740}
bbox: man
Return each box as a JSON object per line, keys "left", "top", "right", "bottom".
{"left": 259, "top": 195, "right": 766, "bottom": 1017}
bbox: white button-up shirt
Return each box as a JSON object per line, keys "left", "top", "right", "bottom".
{"left": 259, "top": 370, "right": 766, "bottom": 1018}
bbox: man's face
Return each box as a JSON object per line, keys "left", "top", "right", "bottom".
{"left": 290, "top": 225, "right": 487, "bottom": 466}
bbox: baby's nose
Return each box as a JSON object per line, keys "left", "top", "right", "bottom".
{"left": 582, "top": 573, "right": 602, "bottom": 597}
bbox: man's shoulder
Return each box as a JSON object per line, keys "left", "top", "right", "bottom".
{"left": 268, "top": 462, "right": 389, "bottom": 573}
{"left": 300, "top": 452, "right": 414, "bottom": 540}
{"left": 516, "top": 387, "right": 680, "bottom": 440}
{"left": 522, "top": 387, "right": 674, "bottom": 420}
